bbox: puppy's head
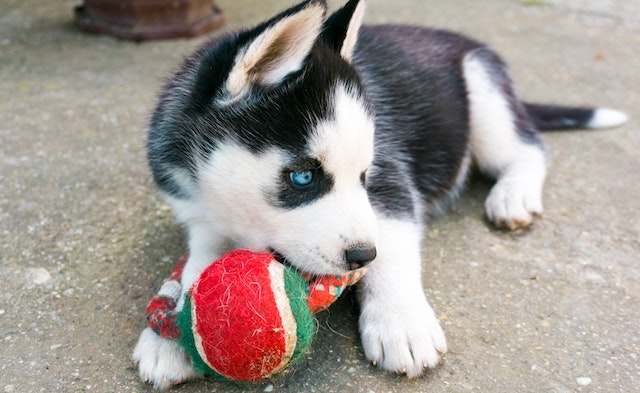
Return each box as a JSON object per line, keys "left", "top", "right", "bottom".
{"left": 152, "top": 1, "right": 376, "bottom": 274}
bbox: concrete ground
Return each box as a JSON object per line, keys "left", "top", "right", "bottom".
{"left": 1, "top": 0, "right": 638, "bottom": 392}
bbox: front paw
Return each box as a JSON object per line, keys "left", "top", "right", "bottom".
{"left": 359, "top": 297, "right": 447, "bottom": 378}
{"left": 133, "top": 327, "right": 199, "bottom": 390}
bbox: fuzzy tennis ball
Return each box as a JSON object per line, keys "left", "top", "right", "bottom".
{"left": 146, "top": 250, "right": 367, "bottom": 382}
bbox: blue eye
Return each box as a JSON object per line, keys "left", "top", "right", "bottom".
{"left": 290, "top": 170, "right": 314, "bottom": 186}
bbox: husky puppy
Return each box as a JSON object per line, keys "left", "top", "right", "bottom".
{"left": 133, "top": 0, "right": 627, "bottom": 388}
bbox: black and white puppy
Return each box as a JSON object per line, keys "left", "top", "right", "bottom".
{"left": 133, "top": 0, "right": 627, "bottom": 388}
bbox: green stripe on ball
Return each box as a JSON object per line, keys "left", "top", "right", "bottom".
{"left": 283, "top": 265, "right": 315, "bottom": 366}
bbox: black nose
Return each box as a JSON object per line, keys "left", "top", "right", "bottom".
{"left": 345, "top": 246, "right": 377, "bottom": 270}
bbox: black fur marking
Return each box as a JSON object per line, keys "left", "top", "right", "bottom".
{"left": 524, "top": 103, "right": 594, "bottom": 130}
{"left": 187, "top": 35, "right": 242, "bottom": 114}
{"left": 320, "top": 0, "right": 360, "bottom": 53}
{"left": 355, "top": 26, "right": 475, "bottom": 215}
{"left": 366, "top": 157, "right": 416, "bottom": 218}
{"left": 275, "top": 158, "right": 335, "bottom": 209}
{"left": 147, "top": 33, "right": 238, "bottom": 199}
{"left": 226, "top": 46, "right": 362, "bottom": 152}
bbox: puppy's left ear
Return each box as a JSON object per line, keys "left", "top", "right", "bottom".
{"left": 225, "top": 0, "right": 326, "bottom": 100}
{"left": 321, "top": 0, "right": 366, "bottom": 61}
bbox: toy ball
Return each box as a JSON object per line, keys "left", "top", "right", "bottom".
{"left": 145, "top": 250, "right": 367, "bottom": 382}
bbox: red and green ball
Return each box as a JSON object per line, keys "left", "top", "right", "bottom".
{"left": 146, "top": 250, "right": 365, "bottom": 382}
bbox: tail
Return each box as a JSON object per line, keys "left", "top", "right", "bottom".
{"left": 524, "top": 103, "right": 628, "bottom": 131}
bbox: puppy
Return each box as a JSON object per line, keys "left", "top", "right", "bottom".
{"left": 133, "top": 0, "right": 627, "bottom": 388}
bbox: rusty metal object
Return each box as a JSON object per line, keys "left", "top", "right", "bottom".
{"left": 75, "top": 0, "right": 225, "bottom": 41}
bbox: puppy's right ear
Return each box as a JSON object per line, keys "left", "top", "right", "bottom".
{"left": 224, "top": 0, "right": 327, "bottom": 102}
{"left": 321, "top": 0, "right": 365, "bottom": 61}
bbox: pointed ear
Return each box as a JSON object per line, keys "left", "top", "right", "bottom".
{"left": 321, "top": 0, "right": 365, "bottom": 61}
{"left": 224, "top": 0, "right": 327, "bottom": 101}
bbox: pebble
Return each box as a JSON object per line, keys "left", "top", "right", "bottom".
{"left": 27, "top": 267, "right": 52, "bottom": 286}
{"left": 583, "top": 269, "right": 605, "bottom": 284}
{"left": 576, "top": 377, "right": 592, "bottom": 386}
{"left": 264, "top": 384, "right": 274, "bottom": 392}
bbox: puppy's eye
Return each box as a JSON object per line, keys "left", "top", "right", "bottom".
{"left": 289, "top": 170, "right": 314, "bottom": 187}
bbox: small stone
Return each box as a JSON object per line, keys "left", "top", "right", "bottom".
{"left": 576, "top": 377, "right": 592, "bottom": 386}
{"left": 27, "top": 267, "right": 52, "bottom": 286}
{"left": 263, "top": 384, "right": 274, "bottom": 392}
{"left": 4, "top": 385, "right": 15, "bottom": 393}
{"left": 584, "top": 270, "right": 605, "bottom": 283}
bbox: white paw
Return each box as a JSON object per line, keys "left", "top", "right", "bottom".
{"left": 485, "top": 177, "right": 543, "bottom": 230}
{"left": 132, "top": 327, "right": 199, "bottom": 390}
{"left": 359, "top": 295, "right": 447, "bottom": 378}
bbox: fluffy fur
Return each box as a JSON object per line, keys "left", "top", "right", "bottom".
{"left": 133, "top": 0, "right": 627, "bottom": 388}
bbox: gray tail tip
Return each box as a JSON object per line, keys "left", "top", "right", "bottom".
{"left": 587, "top": 108, "right": 629, "bottom": 129}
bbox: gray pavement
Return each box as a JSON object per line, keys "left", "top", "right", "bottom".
{"left": 1, "top": 0, "right": 638, "bottom": 392}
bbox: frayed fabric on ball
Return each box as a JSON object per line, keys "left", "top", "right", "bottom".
{"left": 145, "top": 250, "right": 367, "bottom": 382}
{"left": 178, "top": 250, "right": 314, "bottom": 381}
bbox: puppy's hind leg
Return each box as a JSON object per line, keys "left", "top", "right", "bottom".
{"left": 463, "top": 48, "right": 547, "bottom": 230}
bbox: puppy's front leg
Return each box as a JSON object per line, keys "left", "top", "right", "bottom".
{"left": 133, "top": 223, "right": 224, "bottom": 389}
{"left": 358, "top": 217, "right": 447, "bottom": 377}
{"left": 133, "top": 326, "right": 198, "bottom": 390}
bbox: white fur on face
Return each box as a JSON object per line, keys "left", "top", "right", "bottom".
{"left": 309, "top": 84, "right": 375, "bottom": 188}
{"left": 192, "top": 84, "right": 378, "bottom": 275}
{"left": 273, "top": 84, "right": 378, "bottom": 273}
{"left": 197, "top": 143, "right": 287, "bottom": 247}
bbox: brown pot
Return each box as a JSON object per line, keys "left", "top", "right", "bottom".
{"left": 75, "top": 0, "right": 225, "bottom": 41}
